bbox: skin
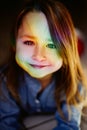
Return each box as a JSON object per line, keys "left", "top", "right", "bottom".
{"left": 15, "top": 11, "right": 63, "bottom": 89}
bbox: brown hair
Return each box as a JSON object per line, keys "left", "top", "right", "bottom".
{"left": 4, "top": 0, "right": 87, "bottom": 114}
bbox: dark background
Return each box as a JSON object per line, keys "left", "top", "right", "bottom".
{"left": 0, "top": 0, "right": 87, "bottom": 66}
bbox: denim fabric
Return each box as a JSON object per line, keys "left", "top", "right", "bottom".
{"left": 0, "top": 71, "right": 81, "bottom": 130}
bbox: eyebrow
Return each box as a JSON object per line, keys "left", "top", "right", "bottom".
{"left": 46, "top": 39, "right": 54, "bottom": 43}
{"left": 19, "top": 34, "right": 54, "bottom": 43}
{"left": 19, "top": 35, "right": 36, "bottom": 40}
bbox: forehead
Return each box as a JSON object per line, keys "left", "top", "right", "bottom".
{"left": 25, "top": 11, "right": 48, "bottom": 28}
{"left": 18, "top": 11, "right": 52, "bottom": 40}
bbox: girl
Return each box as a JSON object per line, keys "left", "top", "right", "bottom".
{"left": 0, "top": 0, "right": 87, "bottom": 130}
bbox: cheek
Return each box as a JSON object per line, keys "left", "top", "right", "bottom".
{"left": 50, "top": 56, "right": 63, "bottom": 68}
{"left": 49, "top": 54, "right": 59, "bottom": 62}
{"left": 16, "top": 45, "right": 34, "bottom": 59}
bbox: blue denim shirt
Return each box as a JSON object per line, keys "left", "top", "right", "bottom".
{"left": 0, "top": 71, "right": 82, "bottom": 130}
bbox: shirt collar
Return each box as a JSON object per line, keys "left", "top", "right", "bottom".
{"left": 23, "top": 72, "right": 55, "bottom": 98}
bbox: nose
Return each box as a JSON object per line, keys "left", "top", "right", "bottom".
{"left": 32, "top": 45, "right": 46, "bottom": 62}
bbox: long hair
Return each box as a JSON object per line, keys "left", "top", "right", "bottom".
{"left": 5, "top": 0, "right": 87, "bottom": 112}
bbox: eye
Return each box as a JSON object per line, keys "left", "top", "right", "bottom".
{"left": 23, "top": 40, "right": 34, "bottom": 45}
{"left": 46, "top": 44, "right": 56, "bottom": 49}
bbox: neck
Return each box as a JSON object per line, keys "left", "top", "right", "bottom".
{"left": 37, "top": 74, "right": 53, "bottom": 90}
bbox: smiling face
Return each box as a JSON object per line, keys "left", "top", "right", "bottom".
{"left": 15, "top": 11, "right": 63, "bottom": 79}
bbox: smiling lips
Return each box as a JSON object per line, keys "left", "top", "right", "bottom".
{"left": 30, "top": 64, "right": 50, "bottom": 68}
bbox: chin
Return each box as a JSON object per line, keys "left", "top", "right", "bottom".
{"left": 30, "top": 74, "right": 46, "bottom": 79}
{"left": 27, "top": 72, "right": 48, "bottom": 79}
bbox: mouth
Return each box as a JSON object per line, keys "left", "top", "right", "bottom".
{"left": 30, "top": 64, "right": 49, "bottom": 69}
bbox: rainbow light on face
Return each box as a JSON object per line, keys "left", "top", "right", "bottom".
{"left": 15, "top": 11, "right": 63, "bottom": 79}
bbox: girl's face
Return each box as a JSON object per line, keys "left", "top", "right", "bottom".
{"left": 15, "top": 11, "right": 63, "bottom": 79}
